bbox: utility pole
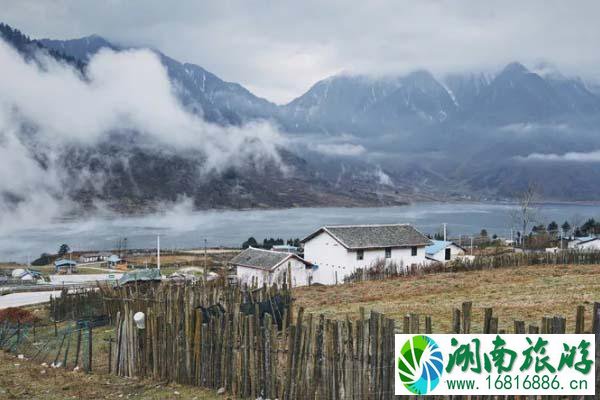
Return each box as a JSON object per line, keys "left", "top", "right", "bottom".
{"left": 470, "top": 236, "right": 474, "bottom": 255}
{"left": 204, "top": 238, "right": 208, "bottom": 282}
{"left": 157, "top": 235, "right": 161, "bottom": 273}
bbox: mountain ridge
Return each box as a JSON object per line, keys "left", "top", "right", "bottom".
{"left": 4, "top": 23, "right": 600, "bottom": 207}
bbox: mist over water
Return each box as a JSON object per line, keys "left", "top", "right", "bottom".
{"left": 3, "top": 202, "right": 600, "bottom": 263}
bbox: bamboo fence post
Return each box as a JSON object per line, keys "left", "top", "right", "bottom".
{"left": 514, "top": 320, "right": 525, "bottom": 334}
{"left": 452, "top": 309, "right": 461, "bottom": 334}
{"left": 462, "top": 301, "right": 472, "bottom": 333}
{"left": 483, "top": 307, "right": 493, "bottom": 334}
{"left": 87, "top": 324, "right": 93, "bottom": 373}
{"left": 425, "top": 316, "right": 432, "bottom": 334}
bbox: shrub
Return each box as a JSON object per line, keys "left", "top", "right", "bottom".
{"left": 0, "top": 307, "right": 40, "bottom": 324}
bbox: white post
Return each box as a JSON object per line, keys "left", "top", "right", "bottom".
{"left": 443, "top": 223, "right": 447, "bottom": 242}
{"left": 157, "top": 235, "right": 161, "bottom": 272}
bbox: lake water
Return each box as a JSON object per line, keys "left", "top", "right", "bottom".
{"left": 3, "top": 202, "right": 600, "bottom": 262}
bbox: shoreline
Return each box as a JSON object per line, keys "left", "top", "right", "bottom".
{"left": 3, "top": 201, "right": 600, "bottom": 264}
{"left": 57, "top": 199, "right": 600, "bottom": 222}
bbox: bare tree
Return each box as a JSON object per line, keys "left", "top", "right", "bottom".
{"left": 510, "top": 183, "right": 540, "bottom": 251}
{"left": 569, "top": 214, "right": 584, "bottom": 237}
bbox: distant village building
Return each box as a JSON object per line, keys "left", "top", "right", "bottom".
{"left": 11, "top": 268, "right": 42, "bottom": 281}
{"left": 568, "top": 236, "right": 600, "bottom": 250}
{"left": 54, "top": 259, "right": 77, "bottom": 274}
{"left": 107, "top": 254, "right": 122, "bottom": 268}
{"left": 301, "top": 224, "right": 431, "bottom": 285}
{"left": 79, "top": 253, "right": 109, "bottom": 263}
{"left": 229, "top": 247, "right": 313, "bottom": 287}
{"left": 425, "top": 240, "right": 466, "bottom": 263}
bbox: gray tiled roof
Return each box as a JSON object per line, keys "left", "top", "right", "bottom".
{"left": 303, "top": 224, "right": 431, "bottom": 249}
{"left": 230, "top": 247, "right": 304, "bottom": 271}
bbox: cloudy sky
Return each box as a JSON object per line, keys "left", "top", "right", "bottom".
{"left": 2, "top": 0, "right": 600, "bottom": 103}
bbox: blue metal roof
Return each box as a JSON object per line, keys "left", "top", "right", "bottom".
{"left": 118, "top": 268, "right": 161, "bottom": 285}
{"left": 107, "top": 255, "right": 121, "bottom": 263}
{"left": 54, "top": 259, "right": 77, "bottom": 267}
{"left": 425, "top": 240, "right": 452, "bottom": 256}
{"left": 574, "top": 236, "right": 595, "bottom": 242}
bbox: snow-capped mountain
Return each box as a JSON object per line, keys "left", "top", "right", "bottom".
{"left": 5, "top": 22, "right": 600, "bottom": 205}
{"left": 280, "top": 70, "right": 457, "bottom": 136}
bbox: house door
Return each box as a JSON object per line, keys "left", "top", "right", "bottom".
{"left": 445, "top": 248, "right": 451, "bottom": 260}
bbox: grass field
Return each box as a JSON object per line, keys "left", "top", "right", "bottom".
{"left": 294, "top": 263, "right": 600, "bottom": 333}
{"left": 0, "top": 351, "right": 223, "bottom": 399}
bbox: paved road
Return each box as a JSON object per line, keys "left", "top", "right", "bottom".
{"left": 48, "top": 273, "right": 122, "bottom": 285}
{"left": 0, "top": 290, "right": 62, "bottom": 309}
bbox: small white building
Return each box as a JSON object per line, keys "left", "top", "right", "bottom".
{"left": 425, "top": 240, "right": 466, "bottom": 263}
{"left": 301, "top": 224, "right": 431, "bottom": 285}
{"left": 569, "top": 237, "right": 600, "bottom": 251}
{"left": 11, "top": 268, "right": 42, "bottom": 282}
{"left": 230, "top": 247, "right": 313, "bottom": 288}
{"left": 79, "top": 253, "right": 100, "bottom": 263}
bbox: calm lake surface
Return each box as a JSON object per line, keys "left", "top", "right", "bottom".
{"left": 3, "top": 202, "right": 600, "bottom": 262}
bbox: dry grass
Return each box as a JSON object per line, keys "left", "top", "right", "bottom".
{"left": 294, "top": 264, "right": 600, "bottom": 333}
{"left": 127, "top": 254, "right": 207, "bottom": 265}
{"left": 0, "top": 351, "right": 226, "bottom": 399}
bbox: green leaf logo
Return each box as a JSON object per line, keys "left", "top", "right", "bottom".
{"left": 397, "top": 335, "right": 444, "bottom": 394}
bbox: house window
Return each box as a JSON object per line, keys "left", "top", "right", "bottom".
{"left": 385, "top": 248, "right": 391, "bottom": 258}
{"left": 411, "top": 246, "right": 418, "bottom": 256}
{"left": 357, "top": 250, "right": 364, "bottom": 260}
{"left": 445, "top": 247, "right": 451, "bottom": 260}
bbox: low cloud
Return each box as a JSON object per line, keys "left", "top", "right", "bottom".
{"left": 314, "top": 143, "right": 366, "bottom": 156}
{"left": 6, "top": 1, "right": 600, "bottom": 103}
{"left": 0, "top": 38, "right": 284, "bottom": 231}
{"left": 516, "top": 150, "right": 600, "bottom": 162}
{"left": 500, "top": 122, "right": 569, "bottom": 134}
{"left": 374, "top": 166, "right": 393, "bottom": 186}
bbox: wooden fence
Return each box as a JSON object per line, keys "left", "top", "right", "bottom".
{"left": 50, "top": 288, "right": 105, "bottom": 321}
{"left": 103, "top": 282, "right": 600, "bottom": 399}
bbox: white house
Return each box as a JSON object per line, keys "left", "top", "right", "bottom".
{"left": 425, "top": 240, "right": 466, "bottom": 263}
{"left": 301, "top": 224, "right": 431, "bottom": 285}
{"left": 230, "top": 247, "right": 313, "bottom": 288}
{"left": 568, "top": 237, "right": 600, "bottom": 250}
